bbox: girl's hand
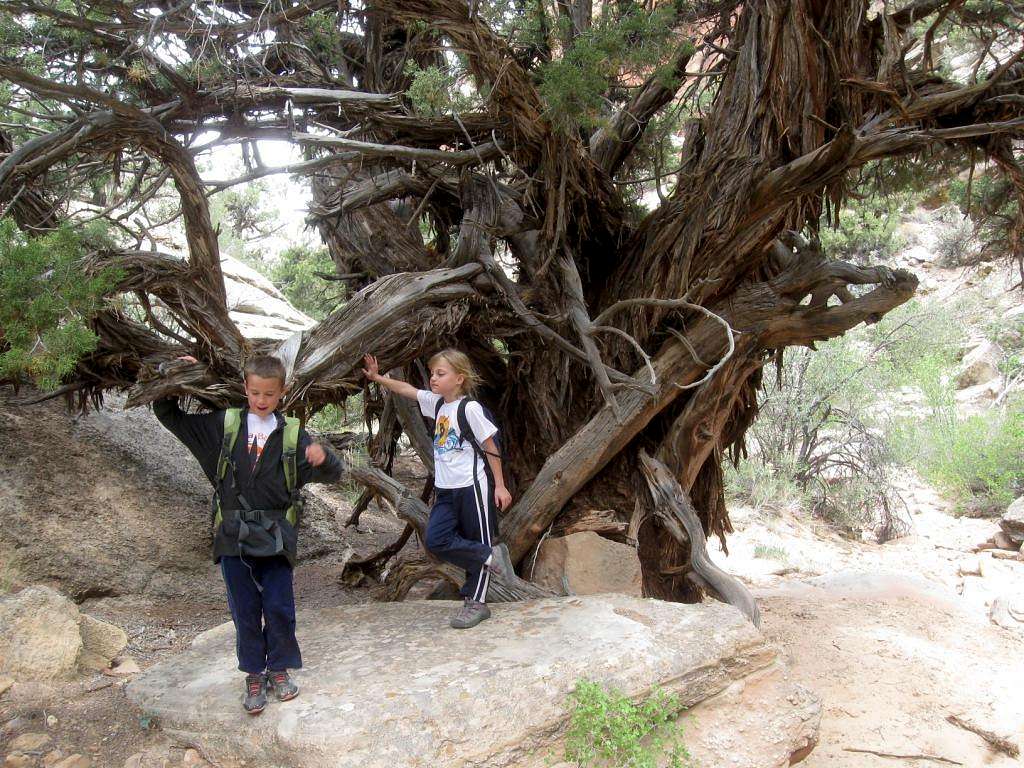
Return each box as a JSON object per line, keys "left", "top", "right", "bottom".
{"left": 361, "top": 354, "right": 381, "bottom": 382}
{"left": 495, "top": 485, "right": 512, "bottom": 511}
{"left": 306, "top": 443, "right": 327, "bottom": 467}
{"left": 178, "top": 355, "right": 198, "bottom": 363}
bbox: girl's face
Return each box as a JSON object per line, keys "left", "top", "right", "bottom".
{"left": 429, "top": 359, "right": 465, "bottom": 400}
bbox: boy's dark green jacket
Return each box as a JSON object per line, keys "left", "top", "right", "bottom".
{"left": 154, "top": 398, "right": 343, "bottom": 565}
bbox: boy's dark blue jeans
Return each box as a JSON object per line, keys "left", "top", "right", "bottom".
{"left": 220, "top": 555, "right": 302, "bottom": 674}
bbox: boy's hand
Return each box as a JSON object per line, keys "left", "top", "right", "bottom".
{"left": 177, "top": 355, "right": 198, "bottom": 364}
{"left": 306, "top": 443, "right": 327, "bottom": 467}
{"left": 495, "top": 485, "right": 512, "bottom": 511}
{"left": 361, "top": 354, "right": 381, "bottom": 382}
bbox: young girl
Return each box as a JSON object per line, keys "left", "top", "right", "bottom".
{"left": 362, "top": 349, "right": 514, "bottom": 628}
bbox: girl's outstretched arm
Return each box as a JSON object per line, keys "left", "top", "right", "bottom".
{"left": 362, "top": 354, "right": 419, "bottom": 400}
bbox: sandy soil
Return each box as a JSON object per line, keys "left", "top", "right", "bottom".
{"left": 710, "top": 473, "right": 1024, "bottom": 767}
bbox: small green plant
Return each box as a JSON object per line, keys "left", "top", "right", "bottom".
{"left": 753, "top": 544, "right": 789, "bottom": 561}
{"left": 562, "top": 679, "right": 693, "bottom": 768}
{"left": 0, "top": 218, "right": 121, "bottom": 390}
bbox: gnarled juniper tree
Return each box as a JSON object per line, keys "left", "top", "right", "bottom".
{"left": 1, "top": 0, "right": 1021, "bottom": 607}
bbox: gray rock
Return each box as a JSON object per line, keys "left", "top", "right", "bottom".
{"left": 78, "top": 614, "right": 128, "bottom": 663}
{"left": 531, "top": 531, "right": 643, "bottom": 596}
{"left": 956, "top": 340, "right": 1002, "bottom": 389}
{"left": 127, "top": 595, "right": 817, "bottom": 768}
{"left": 0, "top": 586, "right": 81, "bottom": 681}
{"left": 1000, "top": 496, "right": 1024, "bottom": 538}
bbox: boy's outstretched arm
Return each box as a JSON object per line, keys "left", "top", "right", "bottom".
{"left": 297, "top": 432, "right": 344, "bottom": 486}
{"left": 153, "top": 390, "right": 222, "bottom": 481}
{"left": 362, "top": 354, "right": 418, "bottom": 400}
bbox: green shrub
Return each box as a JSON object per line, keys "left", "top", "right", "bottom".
{"left": 753, "top": 544, "right": 789, "bottom": 561}
{"left": 724, "top": 458, "right": 806, "bottom": 514}
{"left": 271, "top": 245, "right": 344, "bottom": 320}
{"left": 819, "top": 190, "right": 912, "bottom": 263}
{"left": 562, "top": 679, "right": 693, "bottom": 768}
{"left": 892, "top": 400, "right": 1024, "bottom": 513}
{"left": 0, "top": 218, "right": 121, "bottom": 390}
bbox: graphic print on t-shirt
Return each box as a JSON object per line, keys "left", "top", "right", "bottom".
{"left": 246, "top": 413, "right": 277, "bottom": 464}
{"left": 434, "top": 414, "right": 460, "bottom": 455}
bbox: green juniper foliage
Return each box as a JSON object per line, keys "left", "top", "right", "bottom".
{"left": 538, "top": 7, "right": 682, "bottom": 131}
{"left": 0, "top": 219, "right": 121, "bottom": 390}
{"left": 271, "top": 244, "right": 344, "bottom": 320}
{"left": 563, "top": 680, "right": 693, "bottom": 768}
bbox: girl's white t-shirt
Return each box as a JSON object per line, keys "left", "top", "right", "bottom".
{"left": 416, "top": 391, "right": 497, "bottom": 489}
{"left": 246, "top": 412, "right": 278, "bottom": 463}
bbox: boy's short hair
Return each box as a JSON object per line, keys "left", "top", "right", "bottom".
{"left": 244, "top": 355, "right": 287, "bottom": 386}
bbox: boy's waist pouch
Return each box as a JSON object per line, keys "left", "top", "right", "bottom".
{"left": 220, "top": 509, "right": 293, "bottom": 558}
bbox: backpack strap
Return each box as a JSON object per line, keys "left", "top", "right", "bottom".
{"left": 457, "top": 399, "right": 501, "bottom": 459}
{"left": 434, "top": 397, "right": 444, "bottom": 421}
{"left": 282, "top": 416, "right": 301, "bottom": 526}
{"left": 456, "top": 398, "right": 476, "bottom": 450}
{"left": 213, "top": 408, "right": 243, "bottom": 529}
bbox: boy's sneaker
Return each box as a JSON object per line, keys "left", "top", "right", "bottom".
{"left": 487, "top": 543, "right": 515, "bottom": 581}
{"left": 268, "top": 669, "right": 299, "bottom": 702}
{"left": 450, "top": 599, "right": 491, "bottom": 629}
{"left": 243, "top": 673, "right": 267, "bottom": 715}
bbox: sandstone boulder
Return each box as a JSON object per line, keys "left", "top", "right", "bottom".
{"left": 128, "top": 595, "right": 819, "bottom": 768}
{"left": 1000, "top": 496, "right": 1024, "bottom": 540}
{"left": 0, "top": 586, "right": 81, "bottom": 681}
{"left": 531, "top": 531, "right": 642, "bottom": 596}
{"left": 956, "top": 340, "right": 1002, "bottom": 389}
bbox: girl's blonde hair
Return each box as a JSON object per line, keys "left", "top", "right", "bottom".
{"left": 429, "top": 348, "right": 481, "bottom": 397}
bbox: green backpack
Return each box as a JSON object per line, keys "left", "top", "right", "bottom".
{"left": 212, "top": 408, "right": 302, "bottom": 530}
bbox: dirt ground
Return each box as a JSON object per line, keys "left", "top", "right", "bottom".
{"left": 3, "top": 430, "right": 1023, "bottom": 767}
{"left": 709, "top": 473, "right": 1024, "bottom": 767}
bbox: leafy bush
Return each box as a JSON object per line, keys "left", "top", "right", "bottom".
{"left": 563, "top": 680, "right": 693, "bottom": 768}
{"left": 891, "top": 399, "right": 1024, "bottom": 514}
{"left": 0, "top": 219, "right": 120, "bottom": 390}
{"left": 818, "top": 190, "right": 912, "bottom": 263}
{"left": 271, "top": 245, "right": 343, "bottom": 320}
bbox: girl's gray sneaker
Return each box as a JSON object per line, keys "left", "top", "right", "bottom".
{"left": 243, "top": 673, "right": 267, "bottom": 715}
{"left": 450, "top": 599, "right": 491, "bottom": 629}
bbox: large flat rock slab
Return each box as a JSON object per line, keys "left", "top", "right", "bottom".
{"left": 128, "top": 595, "right": 789, "bottom": 767}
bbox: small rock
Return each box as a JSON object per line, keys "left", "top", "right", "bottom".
{"left": 11, "top": 732, "right": 52, "bottom": 752}
{"left": 42, "top": 751, "right": 64, "bottom": 767}
{"left": 52, "top": 756, "right": 90, "bottom": 768}
{"left": 78, "top": 615, "right": 128, "bottom": 663}
{"left": 1000, "top": 496, "right": 1024, "bottom": 537}
{"left": 956, "top": 340, "right": 1002, "bottom": 389}
{"left": 994, "top": 531, "right": 1018, "bottom": 551}
{"left": 0, "top": 676, "right": 13, "bottom": 696}
{"left": 990, "top": 594, "right": 1024, "bottom": 634}
{"left": 121, "top": 748, "right": 170, "bottom": 768}
{"left": 45, "top": 715, "right": 57, "bottom": 727}
{"left": 180, "top": 749, "right": 207, "bottom": 767}
{"left": 958, "top": 557, "right": 982, "bottom": 576}
{"left": 4, "top": 753, "right": 34, "bottom": 768}
{"left": 103, "top": 656, "right": 140, "bottom": 677}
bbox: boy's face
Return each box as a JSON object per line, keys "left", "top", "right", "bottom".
{"left": 244, "top": 374, "right": 286, "bottom": 417}
{"left": 429, "top": 359, "right": 465, "bottom": 400}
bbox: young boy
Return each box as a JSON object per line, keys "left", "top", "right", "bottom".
{"left": 154, "top": 355, "right": 343, "bottom": 714}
